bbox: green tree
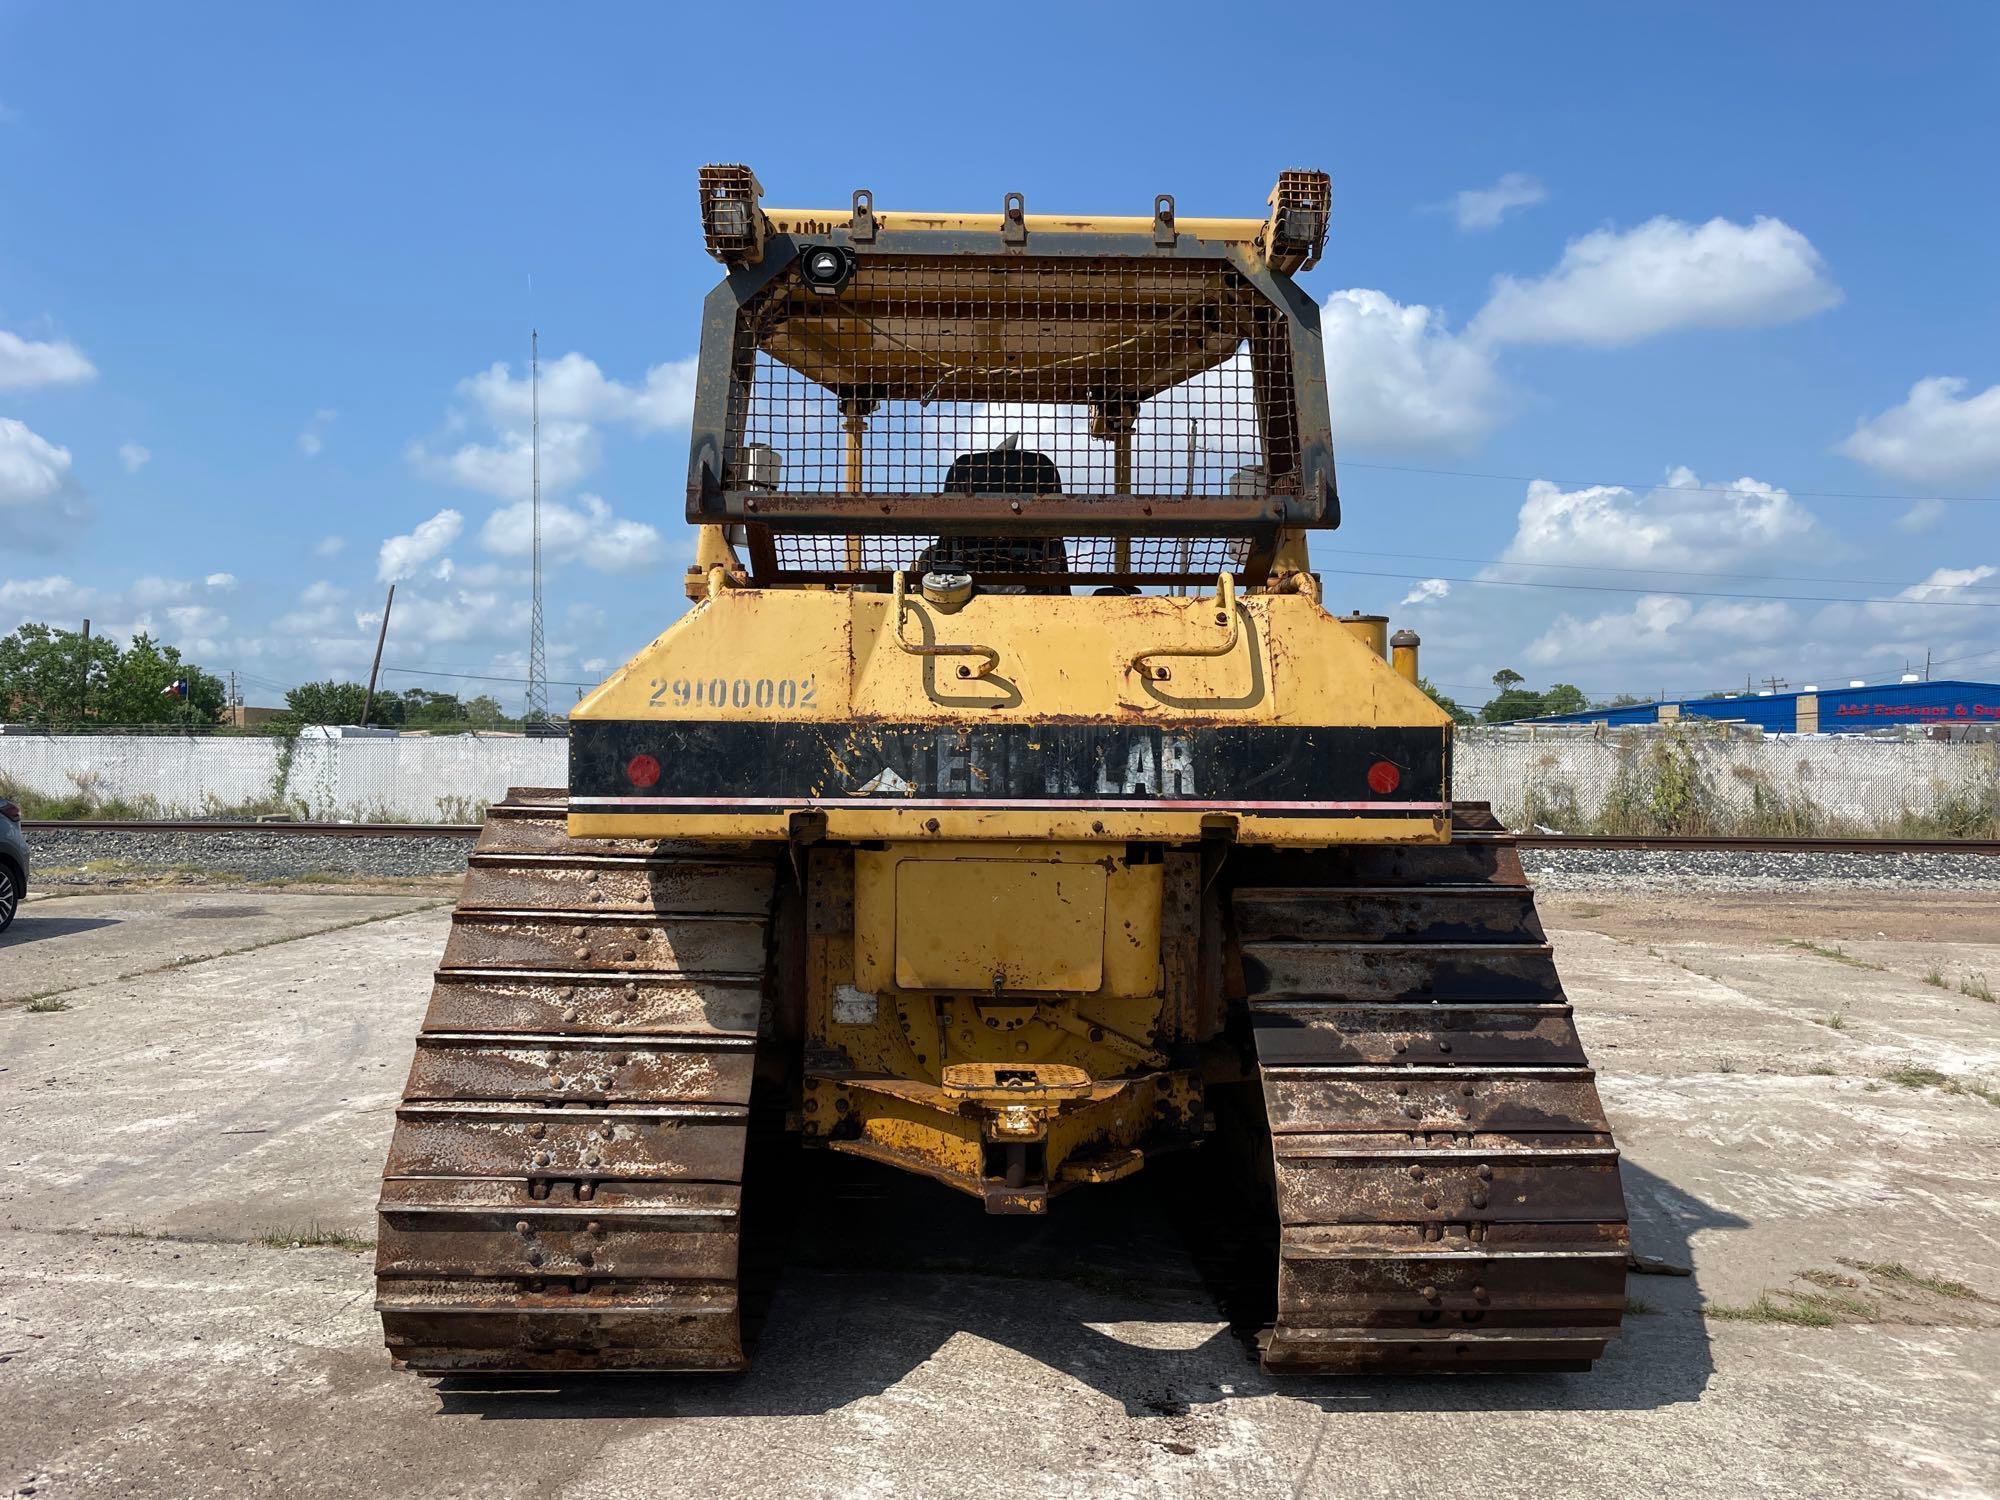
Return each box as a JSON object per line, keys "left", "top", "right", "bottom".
{"left": 1540, "top": 683, "right": 1588, "bottom": 717}
{"left": 99, "top": 633, "right": 227, "bottom": 725}
{"left": 278, "top": 679, "right": 397, "bottom": 727}
{"left": 1600, "top": 693, "right": 1647, "bottom": 709}
{"left": 0, "top": 623, "right": 118, "bottom": 724}
{"left": 1418, "top": 676, "right": 1475, "bottom": 725}
{"left": 464, "top": 694, "right": 504, "bottom": 729}
{"left": 1480, "top": 666, "right": 1545, "bottom": 723}
{"left": 397, "top": 687, "right": 469, "bottom": 727}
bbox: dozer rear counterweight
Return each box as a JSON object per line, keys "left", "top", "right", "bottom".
{"left": 375, "top": 167, "right": 1627, "bottom": 1377}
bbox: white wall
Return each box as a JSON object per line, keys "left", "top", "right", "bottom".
{"left": 2, "top": 726, "right": 1993, "bottom": 829}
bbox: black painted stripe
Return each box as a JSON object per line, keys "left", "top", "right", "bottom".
{"left": 571, "top": 721, "right": 1446, "bottom": 810}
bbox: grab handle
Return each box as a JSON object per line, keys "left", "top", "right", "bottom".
{"left": 1128, "top": 573, "right": 1239, "bottom": 678}
{"left": 892, "top": 571, "right": 1000, "bottom": 680}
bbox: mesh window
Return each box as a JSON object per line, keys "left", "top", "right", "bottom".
{"left": 728, "top": 255, "right": 1297, "bottom": 503}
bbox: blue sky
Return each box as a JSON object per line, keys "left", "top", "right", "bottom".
{"left": 2, "top": 1, "right": 1997, "bottom": 711}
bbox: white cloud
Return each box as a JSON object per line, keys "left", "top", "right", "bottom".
{"left": 0, "top": 574, "right": 96, "bottom": 619}
{"left": 0, "top": 417, "right": 75, "bottom": 508}
{"left": 1400, "top": 578, "right": 1451, "bottom": 607}
{"left": 1887, "top": 564, "right": 1997, "bottom": 606}
{"left": 1836, "top": 377, "right": 2000, "bottom": 487}
{"left": 1321, "top": 289, "right": 1505, "bottom": 452}
{"left": 298, "top": 408, "right": 337, "bottom": 459}
{"left": 1471, "top": 216, "right": 1839, "bottom": 347}
{"left": 301, "top": 580, "right": 346, "bottom": 606}
{"left": 204, "top": 572, "right": 237, "bottom": 592}
{"left": 118, "top": 442, "right": 152, "bottom": 473}
{"left": 360, "top": 584, "right": 524, "bottom": 647}
{"left": 411, "top": 421, "right": 600, "bottom": 502}
{"left": 458, "top": 353, "right": 698, "bottom": 433}
{"left": 410, "top": 351, "right": 698, "bottom": 503}
{"left": 479, "top": 492, "right": 666, "bottom": 573}
{"left": 1498, "top": 467, "right": 1821, "bottom": 575}
{"left": 129, "top": 576, "right": 193, "bottom": 607}
{"left": 1450, "top": 173, "right": 1547, "bottom": 232}
{"left": 0, "top": 329, "right": 96, "bottom": 390}
{"left": 1895, "top": 498, "right": 1947, "bottom": 534}
{"left": 378, "top": 508, "right": 464, "bottom": 583}
{"left": 313, "top": 534, "right": 346, "bottom": 558}
{"left": 1524, "top": 593, "right": 1798, "bottom": 668}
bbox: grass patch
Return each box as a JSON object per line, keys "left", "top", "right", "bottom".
{"left": 1799, "top": 1268, "right": 1860, "bottom": 1291}
{"left": 1924, "top": 966, "right": 1948, "bottom": 989}
{"left": 1706, "top": 1285, "right": 1875, "bottom": 1326}
{"left": 1961, "top": 972, "right": 1995, "bottom": 1003}
{"left": 1806, "top": 1063, "right": 1839, "bottom": 1077}
{"left": 254, "top": 1225, "right": 374, "bottom": 1252}
{"left": 1883, "top": 1064, "right": 1952, "bottom": 1089}
{"left": 24, "top": 995, "right": 72, "bottom": 1013}
{"left": 1784, "top": 939, "right": 1882, "bottom": 971}
{"left": 1705, "top": 1293, "right": 1839, "bottom": 1327}
{"left": 1838, "top": 1259, "right": 1993, "bottom": 1304}
{"left": 1813, "top": 1010, "right": 1850, "bottom": 1031}
{"left": 1878, "top": 1065, "right": 2000, "bottom": 1106}
{"left": 1624, "top": 1296, "right": 1661, "bottom": 1316}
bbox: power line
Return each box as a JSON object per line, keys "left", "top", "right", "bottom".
{"left": 1326, "top": 546, "right": 2000, "bottom": 596}
{"left": 1322, "top": 565, "right": 2000, "bottom": 609}
{"left": 1341, "top": 460, "right": 1999, "bottom": 506}
{"left": 385, "top": 663, "right": 597, "bottom": 689}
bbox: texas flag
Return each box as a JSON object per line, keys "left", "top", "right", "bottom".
{"left": 161, "top": 677, "right": 189, "bottom": 699}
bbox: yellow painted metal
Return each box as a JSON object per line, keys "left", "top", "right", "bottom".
{"left": 1391, "top": 631, "right": 1421, "bottom": 686}
{"left": 1336, "top": 612, "right": 1389, "bottom": 659}
{"left": 570, "top": 585, "right": 1450, "bottom": 847}
{"left": 893, "top": 859, "right": 1106, "bottom": 992}
{"left": 764, "top": 208, "right": 1266, "bottom": 243}
{"left": 854, "top": 842, "right": 1160, "bottom": 1000}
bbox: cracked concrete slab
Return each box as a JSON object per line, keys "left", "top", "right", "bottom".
{"left": 2, "top": 887, "right": 1996, "bottom": 1499}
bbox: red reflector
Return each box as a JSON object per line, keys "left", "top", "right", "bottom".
{"left": 625, "top": 753, "right": 662, "bottom": 789}
{"left": 1366, "top": 760, "right": 1401, "bottom": 795}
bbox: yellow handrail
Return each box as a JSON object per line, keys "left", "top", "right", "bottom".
{"left": 892, "top": 571, "right": 1000, "bottom": 679}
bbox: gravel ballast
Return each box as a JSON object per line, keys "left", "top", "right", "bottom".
{"left": 26, "top": 827, "right": 477, "bottom": 884}
{"left": 19, "top": 826, "right": 2000, "bottom": 893}
{"left": 1521, "top": 846, "right": 2000, "bottom": 892}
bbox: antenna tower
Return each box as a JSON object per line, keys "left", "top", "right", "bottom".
{"left": 524, "top": 328, "right": 549, "bottom": 723}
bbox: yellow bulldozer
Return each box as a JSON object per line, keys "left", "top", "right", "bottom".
{"left": 374, "top": 167, "right": 1628, "bottom": 1375}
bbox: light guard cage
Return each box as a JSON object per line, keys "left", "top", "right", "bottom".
{"left": 688, "top": 169, "right": 1339, "bottom": 589}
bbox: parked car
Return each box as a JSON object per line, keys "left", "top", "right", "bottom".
{"left": 0, "top": 798, "right": 25, "bottom": 933}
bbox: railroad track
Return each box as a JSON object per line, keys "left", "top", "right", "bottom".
{"left": 21, "top": 819, "right": 2000, "bottom": 856}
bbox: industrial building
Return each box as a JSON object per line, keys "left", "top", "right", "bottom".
{"left": 1529, "top": 677, "right": 2000, "bottom": 735}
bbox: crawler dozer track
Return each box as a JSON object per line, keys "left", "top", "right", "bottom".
{"left": 1230, "top": 805, "right": 1629, "bottom": 1372}
{"left": 375, "top": 789, "right": 781, "bottom": 1372}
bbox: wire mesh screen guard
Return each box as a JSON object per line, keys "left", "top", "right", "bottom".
{"left": 724, "top": 255, "right": 1298, "bottom": 585}
{"left": 764, "top": 532, "right": 1256, "bottom": 586}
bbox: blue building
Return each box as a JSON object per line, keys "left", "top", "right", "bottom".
{"left": 1528, "top": 679, "right": 2000, "bottom": 735}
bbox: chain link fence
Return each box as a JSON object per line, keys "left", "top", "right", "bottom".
{"left": 2, "top": 722, "right": 1996, "bottom": 836}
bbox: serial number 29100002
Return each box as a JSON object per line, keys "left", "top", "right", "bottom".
{"left": 650, "top": 675, "right": 817, "bottom": 711}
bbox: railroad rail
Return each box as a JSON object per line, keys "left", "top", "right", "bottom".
{"left": 19, "top": 819, "right": 2000, "bottom": 855}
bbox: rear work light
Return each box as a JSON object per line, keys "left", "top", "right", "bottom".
{"left": 625, "top": 754, "right": 662, "bottom": 789}
{"left": 1365, "top": 761, "right": 1401, "bottom": 795}
{"left": 0, "top": 800, "right": 19, "bottom": 824}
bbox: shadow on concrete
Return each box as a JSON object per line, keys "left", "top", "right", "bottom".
{"left": 432, "top": 1150, "right": 1741, "bottom": 1422}
{"left": 1, "top": 914, "right": 119, "bottom": 946}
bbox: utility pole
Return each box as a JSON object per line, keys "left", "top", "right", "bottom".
{"left": 1762, "top": 675, "right": 1788, "bottom": 694}
{"left": 362, "top": 583, "right": 396, "bottom": 727}
{"left": 79, "top": 617, "right": 91, "bottom": 724}
{"left": 524, "top": 328, "right": 550, "bottom": 726}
